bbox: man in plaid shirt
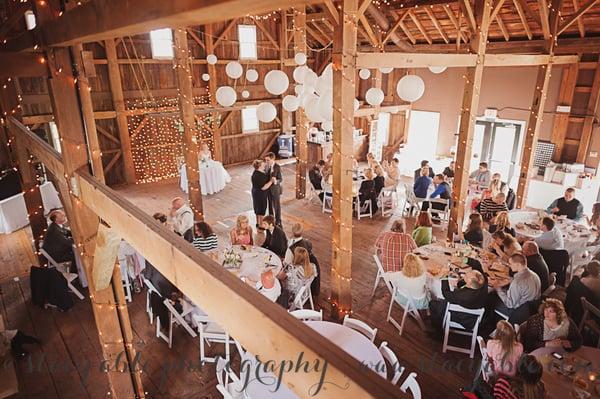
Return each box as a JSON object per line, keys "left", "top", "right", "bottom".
{"left": 375, "top": 219, "right": 417, "bottom": 272}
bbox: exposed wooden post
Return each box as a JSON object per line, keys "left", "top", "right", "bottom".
{"left": 280, "top": 10, "right": 293, "bottom": 134}
{"left": 105, "top": 39, "right": 137, "bottom": 184}
{"left": 576, "top": 56, "right": 600, "bottom": 164}
{"left": 294, "top": 6, "right": 309, "bottom": 199}
{"left": 204, "top": 24, "right": 223, "bottom": 162}
{"left": 550, "top": 63, "right": 578, "bottom": 162}
{"left": 448, "top": 0, "right": 492, "bottom": 240}
{"left": 331, "top": 0, "right": 357, "bottom": 319}
{"left": 173, "top": 28, "right": 204, "bottom": 220}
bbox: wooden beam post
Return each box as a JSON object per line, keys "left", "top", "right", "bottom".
{"left": 173, "top": 28, "right": 204, "bottom": 220}
{"left": 550, "top": 63, "right": 578, "bottom": 161}
{"left": 204, "top": 24, "right": 223, "bottom": 162}
{"left": 294, "top": 6, "right": 309, "bottom": 199}
{"left": 576, "top": 56, "right": 600, "bottom": 164}
{"left": 448, "top": 0, "right": 492, "bottom": 240}
{"left": 105, "top": 39, "right": 137, "bottom": 184}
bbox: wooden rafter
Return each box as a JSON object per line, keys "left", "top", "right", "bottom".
{"left": 557, "top": 0, "right": 598, "bottom": 35}
{"left": 398, "top": 13, "right": 417, "bottom": 44}
{"left": 306, "top": 23, "right": 330, "bottom": 47}
{"left": 323, "top": 0, "right": 340, "bottom": 25}
{"left": 572, "top": 0, "right": 587, "bottom": 37}
{"left": 408, "top": 10, "right": 432, "bottom": 44}
{"left": 213, "top": 18, "right": 239, "bottom": 48}
{"left": 383, "top": 14, "right": 404, "bottom": 45}
{"left": 357, "top": 0, "right": 372, "bottom": 17}
{"left": 538, "top": 0, "right": 552, "bottom": 39}
{"left": 312, "top": 21, "right": 332, "bottom": 44}
{"left": 443, "top": 4, "right": 469, "bottom": 43}
{"left": 186, "top": 28, "right": 206, "bottom": 50}
{"left": 512, "top": 0, "right": 533, "bottom": 39}
{"left": 97, "top": 125, "right": 121, "bottom": 145}
{"left": 490, "top": 0, "right": 507, "bottom": 21}
{"left": 359, "top": 14, "right": 380, "bottom": 47}
{"left": 424, "top": 7, "right": 449, "bottom": 43}
{"left": 461, "top": 0, "right": 477, "bottom": 33}
{"left": 254, "top": 18, "right": 280, "bottom": 50}
{"left": 496, "top": 13, "right": 510, "bottom": 41}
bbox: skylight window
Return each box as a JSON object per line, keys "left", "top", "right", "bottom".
{"left": 150, "top": 28, "right": 174, "bottom": 59}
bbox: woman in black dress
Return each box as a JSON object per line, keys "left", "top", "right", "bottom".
{"left": 251, "top": 159, "right": 273, "bottom": 229}
{"left": 358, "top": 168, "right": 379, "bottom": 213}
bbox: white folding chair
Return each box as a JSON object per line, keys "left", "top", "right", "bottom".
{"left": 442, "top": 304, "right": 485, "bottom": 358}
{"left": 342, "top": 315, "right": 378, "bottom": 342}
{"left": 356, "top": 197, "right": 373, "bottom": 219}
{"left": 372, "top": 254, "right": 393, "bottom": 297}
{"left": 399, "top": 372, "right": 421, "bottom": 399}
{"left": 379, "top": 188, "right": 397, "bottom": 217}
{"left": 117, "top": 254, "right": 133, "bottom": 302}
{"left": 322, "top": 191, "right": 333, "bottom": 213}
{"left": 579, "top": 298, "right": 600, "bottom": 348}
{"left": 541, "top": 272, "right": 557, "bottom": 298}
{"left": 289, "top": 279, "right": 315, "bottom": 311}
{"left": 39, "top": 247, "right": 85, "bottom": 300}
{"left": 427, "top": 198, "right": 450, "bottom": 225}
{"left": 307, "top": 185, "right": 323, "bottom": 205}
{"left": 142, "top": 276, "right": 161, "bottom": 324}
{"left": 386, "top": 286, "right": 425, "bottom": 336}
{"left": 476, "top": 336, "right": 492, "bottom": 382}
{"left": 156, "top": 299, "right": 197, "bottom": 348}
{"left": 402, "top": 184, "right": 426, "bottom": 217}
{"left": 193, "top": 313, "right": 233, "bottom": 363}
{"left": 289, "top": 309, "right": 323, "bottom": 321}
{"left": 216, "top": 357, "right": 246, "bottom": 399}
{"left": 379, "top": 341, "right": 404, "bottom": 385}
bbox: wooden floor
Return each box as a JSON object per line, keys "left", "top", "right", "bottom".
{"left": 1, "top": 162, "right": 477, "bottom": 399}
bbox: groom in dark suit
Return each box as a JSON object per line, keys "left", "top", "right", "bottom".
{"left": 265, "top": 152, "right": 283, "bottom": 228}
{"left": 42, "top": 210, "right": 76, "bottom": 269}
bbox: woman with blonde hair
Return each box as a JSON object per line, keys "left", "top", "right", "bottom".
{"left": 489, "top": 211, "right": 516, "bottom": 237}
{"left": 521, "top": 298, "right": 582, "bottom": 352}
{"left": 485, "top": 320, "right": 523, "bottom": 377}
{"left": 388, "top": 253, "right": 429, "bottom": 310}
{"left": 278, "top": 247, "right": 317, "bottom": 305}
{"left": 229, "top": 214, "right": 254, "bottom": 245}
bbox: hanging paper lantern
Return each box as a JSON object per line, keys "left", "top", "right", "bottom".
{"left": 323, "top": 63, "right": 333, "bottom": 77}
{"left": 396, "top": 75, "right": 425, "bottom": 102}
{"left": 215, "top": 86, "right": 237, "bottom": 107}
{"left": 317, "top": 89, "right": 333, "bottom": 121}
{"left": 201, "top": 73, "right": 210, "bottom": 81}
{"left": 294, "top": 52, "right": 307, "bottom": 65}
{"left": 354, "top": 98, "right": 360, "bottom": 112}
{"left": 428, "top": 66, "right": 447, "bottom": 74}
{"left": 206, "top": 54, "right": 217, "bottom": 65}
{"left": 300, "top": 92, "right": 317, "bottom": 108}
{"left": 264, "top": 70, "right": 289, "bottom": 95}
{"left": 315, "top": 75, "right": 331, "bottom": 96}
{"left": 257, "top": 102, "right": 277, "bottom": 123}
{"left": 241, "top": 90, "right": 250, "bottom": 99}
{"left": 282, "top": 95, "right": 300, "bottom": 112}
{"left": 365, "top": 88, "right": 384, "bottom": 106}
{"left": 246, "top": 69, "right": 259, "bottom": 82}
{"left": 321, "top": 121, "right": 333, "bottom": 132}
{"left": 293, "top": 66, "right": 308, "bottom": 84}
{"left": 303, "top": 69, "right": 318, "bottom": 88}
{"left": 305, "top": 98, "right": 324, "bottom": 123}
{"left": 359, "top": 69, "right": 371, "bottom": 80}
{"left": 225, "top": 61, "right": 243, "bottom": 79}
{"left": 379, "top": 67, "right": 393, "bottom": 74}
{"left": 294, "top": 85, "right": 303, "bottom": 96}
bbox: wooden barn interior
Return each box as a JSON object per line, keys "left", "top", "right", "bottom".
{"left": 1, "top": 0, "right": 600, "bottom": 398}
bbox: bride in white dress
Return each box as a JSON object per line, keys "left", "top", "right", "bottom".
{"left": 180, "top": 142, "right": 232, "bottom": 195}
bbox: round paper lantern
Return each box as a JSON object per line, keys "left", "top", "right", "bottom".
{"left": 359, "top": 68, "right": 371, "bottom": 80}
{"left": 323, "top": 63, "right": 333, "bottom": 77}
{"left": 264, "top": 70, "right": 289, "bottom": 95}
{"left": 428, "top": 66, "right": 447, "bottom": 74}
{"left": 300, "top": 92, "right": 317, "bottom": 108}
{"left": 215, "top": 86, "right": 236, "bottom": 107}
{"left": 241, "top": 90, "right": 250, "bottom": 99}
{"left": 201, "top": 73, "right": 210, "bottom": 81}
{"left": 396, "top": 74, "right": 425, "bottom": 102}
{"left": 305, "top": 98, "right": 324, "bottom": 123}
{"left": 354, "top": 98, "right": 360, "bottom": 112}
{"left": 294, "top": 84, "right": 303, "bottom": 96}
{"left": 282, "top": 95, "right": 299, "bottom": 112}
{"left": 257, "top": 102, "right": 277, "bottom": 123}
{"left": 293, "top": 66, "right": 308, "bottom": 84}
{"left": 246, "top": 69, "right": 259, "bottom": 82}
{"left": 225, "top": 61, "right": 243, "bottom": 79}
{"left": 303, "top": 69, "right": 318, "bottom": 88}
{"left": 315, "top": 75, "right": 331, "bottom": 96}
{"left": 317, "top": 89, "right": 333, "bottom": 121}
{"left": 294, "top": 52, "right": 307, "bottom": 65}
{"left": 206, "top": 54, "right": 217, "bottom": 65}
{"left": 365, "top": 88, "right": 384, "bottom": 106}
{"left": 379, "top": 67, "right": 393, "bottom": 74}
{"left": 321, "top": 121, "right": 333, "bottom": 132}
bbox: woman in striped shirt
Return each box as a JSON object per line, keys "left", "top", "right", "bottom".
{"left": 492, "top": 355, "right": 545, "bottom": 399}
{"left": 192, "top": 222, "right": 218, "bottom": 252}
{"left": 479, "top": 192, "right": 508, "bottom": 222}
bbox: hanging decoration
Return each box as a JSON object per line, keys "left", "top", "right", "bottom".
{"left": 257, "top": 102, "right": 277, "bottom": 123}
{"left": 264, "top": 70, "right": 289, "bottom": 95}
{"left": 241, "top": 90, "right": 250, "bottom": 99}
{"left": 225, "top": 61, "right": 243, "bottom": 79}
{"left": 428, "top": 66, "right": 447, "bottom": 74}
{"left": 201, "top": 73, "right": 210, "bottom": 81}
{"left": 245, "top": 69, "right": 259, "bottom": 82}
{"left": 293, "top": 66, "right": 308, "bottom": 84}
{"left": 379, "top": 67, "right": 393, "bottom": 74}
{"left": 397, "top": 75, "right": 425, "bottom": 102}
{"left": 359, "top": 68, "right": 371, "bottom": 80}
{"left": 365, "top": 87, "right": 384, "bottom": 106}
{"left": 282, "top": 95, "right": 300, "bottom": 112}
{"left": 206, "top": 54, "right": 217, "bottom": 65}
{"left": 294, "top": 52, "right": 307, "bottom": 66}
{"left": 216, "top": 86, "right": 237, "bottom": 106}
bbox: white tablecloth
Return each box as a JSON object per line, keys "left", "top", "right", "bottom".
{"left": 179, "top": 160, "right": 231, "bottom": 195}
{"left": 0, "top": 182, "right": 62, "bottom": 234}
{"left": 218, "top": 245, "right": 282, "bottom": 283}
{"left": 243, "top": 321, "right": 387, "bottom": 398}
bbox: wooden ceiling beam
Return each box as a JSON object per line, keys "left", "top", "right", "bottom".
{"left": 306, "top": 23, "right": 330, "bottom": 47}
{"left": 516, "top": 0, "right": 543, "bottom": 26}
{"left": 382, "top": 15, "right": 404, "bottom": 45}
{"left": 512, "top": 0, "right": 533, "bottom": 39}
{"left": 213, "top": 18, "right": 239, "bottom": 48}
{"left": 398, "top": 13, "right": 417, "bottom": 44}
{"left": 538, "top": 0, "right": 552, "bottom": 39}
{"left": 424, "top": 8, "right": 449, "bottom": 43}
{"left": 461, "top": 0, "right": 477, "bottom": 33}
{"left": 322, "top": 0, "right": 340, "bottom": 25}
{"left": 495, "top": 13, "right": 510, "bottom": 41}
{"left": 490, "top": 0, "right": 507, "bottom": 21}
{"left": 572, "top": 0, "right": 587, "bottom": 37}
{"left": 359, "top": 14, "right": 380, "bottom": 47}
{"left": 557, "top": 0, "right": 598, "bottom": 35}
{"left": 185, "top": 28, "right": 205, "bottom": 50}
{"left": 357, "top": 0, "right": 372, "bottom": 17}
{"left": 443, "top": 4, "right": 469, "bottom": 43}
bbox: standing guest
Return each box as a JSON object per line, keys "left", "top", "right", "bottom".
{"left": 490, "top": 232, "right": 522, "bottom": 261}
{"left": 373, "top": 164, "right": 386, "bottom": 195}
{"left": 469, "top": 162, "right": 491, "bottom": 188}
{"left": 489, "top": 211, "right": 516, "bottom": 237}
{"left": 546, "top": 187, "right": 584, "bottom": 221}
{"left": 153, "top": 212, "right": 168, "bottom": 225}
{"left": 230, "top": 215, "right": 254, "bottom": 246}
{"left": 366, "top": 152, "right": 377, "bottom": 169}
{"left": 423, "top": 174, "right": 451, "bottom": 221}
{"left": 383, "top": 158, "right": 400, "bottom": 186}
{"left": 521, "top": 298, "right": 582, "bottom": 353}
{"left": 493, "top": 253, "right": 541, "bottom": 319}
{"left": 358, "top": 168, "right": 378, "bottom": 214}
{"left": 388, "top": 253, "right": 429, "bottom": 310}
{"left": 414, "top": 160, "right": 435, "bottom": 180}
{"left": 492, "top": 355, "right": 546, "bottom": 399}
{"left": 308, "top": 160, "right": 326, "bottom": 191}
{"left": 413, "top": 167, "right": 432, "bottom": 198}
{"left": 192, "top": 222, "right": 218, "bottom": 252}
{"left": 42, "top": 210, "right": 76, "bottom": 268}
{"left": 278, "top": 247, "right": 317, "bottom": 306}
{"left": 170, "top": 197, "right": 194, "bottom": 242}
{"left": 257, "top": 270, "right": 281, "bottom": 303}
{"left": 264, "top": 152, "right": 283, "bottom": 228}
{"left": 443, "top": 161, "right": 455, "bottom": 179}
{"left": 284, "top": 223, "right": 313, "bottom": 264}
{"left": 464, "top": 213, "right": 484, "bottom": 247}
{"left": 533, "top": 217, "right": 564, "bottom": 250}
{"left": 479, "top": 193, "right": 508, "bottom": 222}
{"left": 485, "top": 320, "right": 523, "bottom": 377}
{"left": 521, "top": 241, "right": 550, "bottom": 293}
{"left": 251, "top": 159, "right": 274, "bottom": 229}
{"left": 489, "top": 173, "right": 508, "bottom": 198}
{"left": 261, "top": 215, "right": 288, "bottom": 258}
{"left": 412, "top": 211, "right": 433, "bottom": 247}
{"left": 374, "top": 219, "right": 417, "bottom": 273}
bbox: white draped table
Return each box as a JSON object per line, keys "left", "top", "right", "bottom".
{"left": 0, "top": 182, "right": 62, "bottom": 234}
{"left": 179, "top": 160, "right": 231, "bottom": 195}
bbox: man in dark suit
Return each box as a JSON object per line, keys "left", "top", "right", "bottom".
{"left": 261, "top": 215, "right": 287, "bottom": 258}
{"left": 265, "top": 152, "right": 283, "bottom": 227}
{"left": 42, "top": 210, "right": 76, "bottom": 268}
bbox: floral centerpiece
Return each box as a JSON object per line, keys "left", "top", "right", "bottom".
{"left": 223, "top": 248, "right": 242, "bottom": 269}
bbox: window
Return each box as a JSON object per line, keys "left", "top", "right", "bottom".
{"left": 241, "top": 106, "right": 259, "bottom": 133}
{"left": 238, "top": 25, "right": 257, "bottom": 60}
{"left": 150, "top": 28, "right": 174, "bottom": 59}
{"left": 24, "top": 10, "right": 36, "bottom": 30}
{"left": 49, "top": 122, "right": 61, "bottom": 154}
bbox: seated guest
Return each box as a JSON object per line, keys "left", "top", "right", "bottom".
{"left": 412, "top": 211, "right": 433, "bottom": 247}
{"left": 374, "top": 219, "right": 417, "bottom": 272}
{"left": 169, "top": 197, "right": 194, "bottom": 242}
{"left": 258, "top": 270, "right": 281, "bottom": 303}
{"left": 521, "top": 241, "right": 550, "bottom": 293}
{"left": 278, "top": 247, "right": 317, "bottom": 305}
{"left": 284, "top": 223, "right": 313, "bottom": 264}
{"left": 493, "top": 355, "right": 545, "bottom": 399}
{"left": 589, "top": 202, "right": 600, "bottom": 231}
{"left": 261, "top": 215, "right": 288, "bottom": 258}
{"left": 580, "top": 259, "right": 600, "bottom": 298}
{"left": 533, "top": 217, "right": 564, "bottom": 250}
{"left": 494, "top": 253, "right": 541, "bottom": 319}
{"left": 565, "top": 261, "right": 600, "bottom": 324}
{"left": 488, "top": 211, "right": 516, "bottom": 237}
{"left": 42, "top": 210, "right": 76, "bottom": 268}
{"left": 192, "top": 222, "right": 218, "bottom": 252}
{"left": 388, "top": 253, "right": 429, "bottom": 310}
{"left": 469, "top": 162, "right": 491, "bottom": 188}
{"left": 479, "top": 192, "right": 508, "bottom": 222}
{"left": 521, "top": 298, "right": 582, "bottom": 353}
{"left": 230, "top": 215, "right": 254, "bottom": 245}
{"left": 490, "top": 231, "right": 521, "bottom": 260}
{"left": 423, "top": 174, "right": 451, "bottom": 220}
{"left": 144, "top": 259, "right": 177, "bottom": 298}
{"left": 546, "top": 187, "right": 584, "bottom": 221}
{"left": 485, "top": 320, "right": 523, "bottom": 377}
{"left": 358, "top": 168, "right": 378, "bottom": 213}
{"left": 443, "top": 161, "right": 455, "bottom": 179}
{"left": 373, "top": 164, "right": 386, "bottom": 195}
{"left": 488, "top": 173, "right": 508, "bottom": 198}
{"left": 383, "top": 158, "right": 400, "bottom": 186}
{"left": 413, "top": 167, "right": 432, "bottom": 198}
{"left": 464, "top": 213, "right": 484, "bottom": 247}
{"left": 308, "top": 160, "right": 326, "bottom": 191}
{"left": 321, "top": 166, "right": 332, "bottom": 193}
{"left": 414, "top": 159, "right": 435, "bottom": 180}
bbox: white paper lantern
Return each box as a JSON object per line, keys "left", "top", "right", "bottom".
{"left": 379, "top": 67, "right": 393, "bottom": 74}
{"left": 315, "top": 75, "right": 331, "bottom": 96}
{"left": 428, "top": 66, "right": 447, "bottom": 74}
{"left": 354, "top": 98, "right": 360, "bottom": 112}
{"left": 201, "top": 73, "right": 210, "bottom": 81}
{"left": 317, "top": 89, "right": 333, "bottom": 121}
{"left": 215, "top": 86, "right": 237, "bottom": 107}
{"left": 293, "top": 66, "right": 308, "bottom": 84}
{"left": 264, "top": 70, "right": 289, "bottom": 95}
{"left": 294, "top": 85, "right": 303, "bottom": 96}
{"left": 225, "top": 61, "right": 243, "bottom": 79}
{"left": 323, "top": 63, "right": 333, "bottom": 77}
{"left": 257, "top": 102, "right": 277, "bottom": 123}
{"left": 321, "top": 121, "right": 333, "bottom": 131}
{"left": 246, "top": 69, "right": 259, "bottom": 82}
{"left": 294, "top": 52, "right": 307, "bottom": 65}
{"left": 359, "top": 68, "right": 371, "bottom": 80}
{"left": 282, "top": 95, "right": 299, "bottom": 112}
{"left": 300, "top": 92, "right": 317, "bottom": 108}
{"left": 206, "top": 54, "right": 217, "bottom": 65}
{"left": 303, "top": 69, "right": 318, "bottom": 88}
{"left": 365, "top": 88, "right": 384, "bottom": 106}
{"left": 396, "top": 74, "right": 425, "bottom": 102}
{"left": 305, "top": 98, "right": 324, "bottom": 123}
{"left": 241, "top": 90, "right": 250, "bottom": 99}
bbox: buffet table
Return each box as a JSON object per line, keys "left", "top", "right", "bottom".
{"left": 179, "top": 159, "right": 231, "bottom": 195}
{"left": 0, "top": 182, "right": 62, "bottom": 234}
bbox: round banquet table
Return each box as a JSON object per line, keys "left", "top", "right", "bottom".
{"left": 179, "top": 159, "right": 231, "bottom": 195}
{"left": 0, "top": 181, "right": 62, "bottom": 234}
{"left": 242, "top": 320, "right": 387, "bottom": 398}
{"left": 217, "top": 245, "right": 282, "bottom": 284}
{"left": 531, "top": 346, "right": 600, "bottom": 399}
